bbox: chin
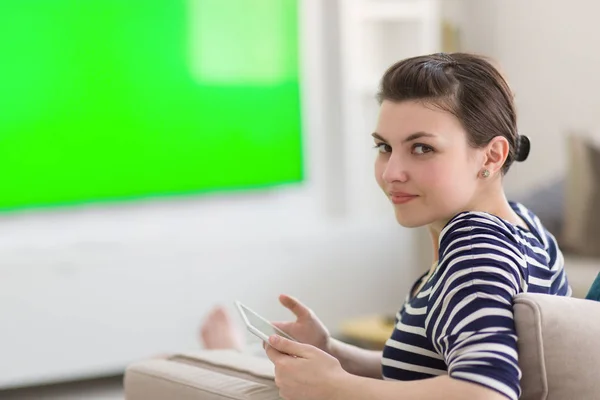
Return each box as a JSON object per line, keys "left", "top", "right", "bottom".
{"left": 393, "top": 210, "right": 430, "bottom": 228}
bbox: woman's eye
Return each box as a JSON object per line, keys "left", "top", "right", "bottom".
{"left": 412, "top": 144, "right": 433, "bottom": 155}
{"left": 374, "top": 143, "right": 392, "bottom": 154}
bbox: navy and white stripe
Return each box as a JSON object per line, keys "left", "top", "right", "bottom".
{"left": 382, "top": 202, "right": 570, "bottom": 400}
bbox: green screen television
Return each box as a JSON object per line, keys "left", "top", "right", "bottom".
{"left": 0, "top": 0, "right": 303, "bottom": 212}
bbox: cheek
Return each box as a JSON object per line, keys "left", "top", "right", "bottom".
{"left": 412, "top": 161, "right": 450, "bottom": 188}
{"left": 374, "top": 157, "right": 386, "bottom": 188}
{"left": 415, "top": 160, "right": 475, "bottom": 200}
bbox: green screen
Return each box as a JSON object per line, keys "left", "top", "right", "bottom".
{"left": 0, "top": 0, "right": 303, "bottom": 211}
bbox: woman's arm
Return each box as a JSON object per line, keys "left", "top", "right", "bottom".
{"left": 264, "top": 333, "right": 510, "bottom": 400}
{"left": 340, "top": 374, "right": 508, "bottom": 400}
{"left": 333, "top": 217, "right": 524, "bottom": 400}
{"left": 328, "top": 338, "right": 383, "bottom": 379}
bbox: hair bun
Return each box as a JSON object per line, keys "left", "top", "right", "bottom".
{"left": 515, "top": 135, "right": 530, "bottom": 162}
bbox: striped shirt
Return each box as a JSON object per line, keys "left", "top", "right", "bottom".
{"left": 381, "top": 202, "right": 570, "bottom": 400}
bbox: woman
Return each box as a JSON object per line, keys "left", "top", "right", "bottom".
{"left": 204, "top": 53, "right": 570, "bottom": 400}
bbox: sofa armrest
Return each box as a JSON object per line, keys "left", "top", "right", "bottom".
{"left": 124, "top": 350, "right": 280, "bottom": 400}
{"left": 514, "top": 293, "right": 600, "bottom": 400}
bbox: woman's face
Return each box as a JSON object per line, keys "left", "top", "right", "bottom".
{"left": 374, "top": 100, "right": 484, "bottom": 228}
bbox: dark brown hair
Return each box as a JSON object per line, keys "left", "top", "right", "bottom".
{"left": 377, "top": 52, "right": 529, "bottom": 174}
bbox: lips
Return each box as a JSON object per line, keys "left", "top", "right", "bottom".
{"left": 389, "top": 191, "right": 418, "bottom": 205}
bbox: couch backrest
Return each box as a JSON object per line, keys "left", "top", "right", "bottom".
{"left": 514, "top": 293, "right": 600, "bottom": 400}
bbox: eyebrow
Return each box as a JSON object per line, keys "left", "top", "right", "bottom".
{"left": 371, "top": 131, "right": 436, "bottom": 143}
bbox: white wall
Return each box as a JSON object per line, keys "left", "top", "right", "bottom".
{"left": 0, "top": 197, "right": 417, "bottom": 388}
{"left": 455, "top": 0, "right": 600, "bottom": 195}
{"left": 0, "top": 0, "right": 423, "bottom": 389}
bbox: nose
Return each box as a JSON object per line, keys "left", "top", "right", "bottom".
{"left": 381, "top": 154, "right": 409, "bottom": 184}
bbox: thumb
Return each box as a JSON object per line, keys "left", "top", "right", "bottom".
{"left": 279, "top": 294, "right": 311, "bottom": 319}
{"left": 268, "top": 335, "right": 311, "bottom": 358}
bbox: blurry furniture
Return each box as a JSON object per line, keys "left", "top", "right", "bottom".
{"left": 557, "top": 134, "right": 600, "bottom": 298}
{"left": 562, "top": 134, "right": 600, "bottom": 257}
{"left": 124, "top": 293, "right": 600, "bottom": 400}
{"left": 338, "top": 314, "right": 395, "bottom": 350}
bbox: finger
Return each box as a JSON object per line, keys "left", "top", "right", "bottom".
{"left": 268, "top": 335, "right": 311, "bottom": 358}
{"left": 279, "top": 294, "right": 311, "bottom": 319}
{"left": 271, "top": 321, "right": 294, "bottom": 333}
{"left": 264, "top": 341, "right": 287, "bottom": 363}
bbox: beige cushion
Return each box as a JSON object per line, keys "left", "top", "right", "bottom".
{"left": 562, "top": 133, "right": 600, "bottom": 256}
{"left": 514, "top": 293, "right": 600, "bottom": 400}
{"left": 124, "top": 350, "right": 280, "bottom": 400}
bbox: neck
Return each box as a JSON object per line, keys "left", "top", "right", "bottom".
{"left": 427, "top": 182, "right": 522, "bottom": 264}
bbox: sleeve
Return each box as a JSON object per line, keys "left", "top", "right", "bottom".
{"left": 425, "top": 215, "right": 524, "bottom": 400}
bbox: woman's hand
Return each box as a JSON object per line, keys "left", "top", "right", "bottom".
{"left": 265, "top": 335, "right": 351, "bottom": 400}
{"left": 269, "top": 294, "right": 383, "bottom": 380}
{"left": 271, "top": 294, "right": 332, "bottom": 354}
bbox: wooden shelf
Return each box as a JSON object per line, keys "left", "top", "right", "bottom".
{"left": 339, "top": 314, "right": 395, "bottom": 349}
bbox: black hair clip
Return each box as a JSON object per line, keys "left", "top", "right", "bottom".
{"left": 516, "top": 135, "right": 531, "bottom": 162}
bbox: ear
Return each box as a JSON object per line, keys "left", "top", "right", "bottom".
{"left": 482, "top": 136, "right": 509, "bottom": 175}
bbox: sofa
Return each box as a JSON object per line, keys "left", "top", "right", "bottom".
{"left": 124, "top": 292, "right": 600, "bottom": 400}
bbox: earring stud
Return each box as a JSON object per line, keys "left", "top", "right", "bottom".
{"left": 481, "top": 169, "right": 491, "bottom": 178}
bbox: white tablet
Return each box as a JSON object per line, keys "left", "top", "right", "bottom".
{"left": 235, "top": 300, "right": 297, "bottom": 343}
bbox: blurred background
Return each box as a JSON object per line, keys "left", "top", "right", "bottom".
{"left": 1, "top": 0, "right": 599, "bottom": 398}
